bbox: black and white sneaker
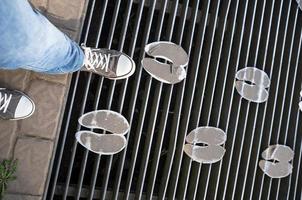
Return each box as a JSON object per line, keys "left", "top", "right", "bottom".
{"left": 0, "top": 88, "right": 35, "bottom": 120}
{"left": 81, "top": 45, "right": 136, "bottom": 80}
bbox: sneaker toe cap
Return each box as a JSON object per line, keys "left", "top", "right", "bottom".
{"left": 15, "top": 96, "right": 35, "bottom": 119}
{"left": 116, "top": 55, "right": 135, "bottom": 77}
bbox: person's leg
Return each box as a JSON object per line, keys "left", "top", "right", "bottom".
{"left": 0, "top": 0, "right": 136, "bottom": 79}
{"left": 0, "top": 0, "right": 84, "bottom": 74}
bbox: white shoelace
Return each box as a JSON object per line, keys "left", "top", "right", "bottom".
{"left": 83, "top": 47, "right": 111, "bottom": 72}
{"left": 0, "top": 92, "right": 12, "bottom": 113}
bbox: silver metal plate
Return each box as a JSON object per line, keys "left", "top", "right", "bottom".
{"left": 141, "top": 58, "right": 186, "bottom": 84}
{"left": 259, "top": 144, "right": 294, "bottom": 178}
{"left": 142, "top": 41, "right": 189, "bottom": 84}
{"left": 235, "top": 67, "right": 270, "bottom": 103}
{"left": 259, "top": 161, "right": 293, "bottom": 179}
{"left": 261, "top": 144, "right": 294, "bottom": 162}
{"left": 184, "top": 127, "right": 226, "bottom": 164}
{"left": 75, "top": 131, "right": 127, "bottom": 155}
{"left": 144, "top": 41, "right": 189, "bottom": 67}
{"left": 185, "top": 126, "right": 226, "bottom": 145}
{"left": 78, "top": 110, "right": 130, "bottom": 135}
{"left": 184, "top": 144, "right": 226, "bottom": 164}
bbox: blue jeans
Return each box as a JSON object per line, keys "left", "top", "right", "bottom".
{"left": 0, "top": 0, "right": 84, "bottom": 74}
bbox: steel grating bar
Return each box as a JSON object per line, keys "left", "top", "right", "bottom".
{"left": 188, "top": 0, "right": 232, "bottom": 199}
{"left": 245, "top": 1, "right": 279, "bottom": 199}
{"left": 210, "top": 1, "right": 241, "bottom": 199}
{"left": 287, "top": 20, "right": 302, "bottom": 200}
{"left": 143, "top": 0, "right": 179, "bottom": 197}
{"left": 47, "top": 0, "right": 96, "bottom": 198}
{"left": 73, "top": 1, "right": 137, "bottom": 197}
{"left": 85, "top": 3, "right": 124, "bottom": 200}
{"left": 62, "top": 2, "right": 106, "bottom": 198}
{"left": 266, "top": 1, "right": 293, "bottom": 198}
{"left": 63, "top": 1, "right": 108, "bottom": 199}
{"left": 62, "top": 0, "right": 109, "bottom": 199}
{"left": 180, "top": 0, "right": 224, "bottom": 196}
{"left": 164, "top": 1, "right": 211, "bottom": 199}
{"left": 274, "top": 4, "right": 299, "bottom": 199}
{"left": 145, "top": 0, "right": 189, "bottom": 198}
{"left": 249, "top": 0, "right": 287, "bottom": 198}
{"left": 258, "top": 0, "right": 291, "bottom": 199}
{"left": 192, "top": 0, "right": 233, "bottom": 199}
{"left": 96, "top": 2, "right": 124, "bottom": 200}
{"left": 282, "top": 21, "right": 302, "bottom": 200}
{"left": 219, "top": 0, "right": 256, "bottom": 196}
{"left": 123, "top": 0, "right": 157, "bottom": 198}
{"left": 111, "top": 0, "right": 144, "bottom": 199}
{"left": 235, "top": 0, "right": 269, "bottom": 199}
{"left": 132, "top": 0, "right": 170, "bottom": 197}
{"left": 134, "top": 0, "right": 179, "bottom": 198}
{"left": 226, "top": 0, "right": 260, "bottom": 199}
{"left": 75, "top": 1, "right": 122, "bottom": 199}
{"left": 234, "top": 0, "right": 266, "bottom": 199}
{"left": 214, "top": 0, "right": 250, "bottom": 198}
{"left": 169, "top": 1, "right": 223, "bottom": 199}
{"left": 158, "top": 1, "right": 211, "bottom": 198}
{"left": 145, "top": 0, "right": 200, "bottom": 198}
{"left": 62, "top": 72, "right": 92, "bottom": 199}
{"left": 293, "top": 114, "right": 302, "bottom": 199}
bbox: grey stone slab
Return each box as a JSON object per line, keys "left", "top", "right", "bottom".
{"left": 0, "top": 69, "right": 30, "bottom": 91}
{"left": 29, "top": 0, "right": 48, "bottom": 12}
{"left": 46, "top": 0, "right": 87, "bottom": 31}
{"left": 0, "top": 120, "right": 18, "bottom": 160}
{"left": 20, "top": 79, "right": 67, "bottom": 140}
{"left": 31, "top": 72, "right": 71, "bottom": 85}
{"left": 59, "top": 27, "right": 79, "bottom": 41}
{"left": 8, "top": 137, "right": 53, "bottom": 195}
{"left": 4, "top": 194, "right": 42, "bottom": 200}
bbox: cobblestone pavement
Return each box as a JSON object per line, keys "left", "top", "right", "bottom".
{"left": 0, "top": 0, "right": 87, "bottom": 199}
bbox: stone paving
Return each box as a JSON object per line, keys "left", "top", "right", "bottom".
{"left": 0, "top": 0, "right": 87, "bottom": 199}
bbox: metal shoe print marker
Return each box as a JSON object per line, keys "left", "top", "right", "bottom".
{"left": 235, "top": 67, "right": 270, "bottom": 103}
{"left": 183, "top": 127, "right": 227, "bottom": 164}
{"left": 259, "top": 145, "right": 294, "bottom": 178}
{"left": 76, "top": 110, "right": 130, "bottom": 155}
{"left": 142, "top": 41, "right": 189, "bottom": 84}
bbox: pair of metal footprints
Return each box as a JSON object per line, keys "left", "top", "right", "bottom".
{"left": 141, "top": 41, "right": 296, "bottom": 106}
{"left": 75, "top": 112, "right": 294, "bottom": 179}
{"left": 75, "top": 110, "right": 130, "bottom": 155}
{"left": 142, "top": 42, "right": 269, "bottom": 102}
{"left": 185, "top": 127, "right": 294, "bottom": 179}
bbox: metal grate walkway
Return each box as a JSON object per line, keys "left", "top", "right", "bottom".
{"left": 46, "top": 0, "right": 302, "bottom": 199}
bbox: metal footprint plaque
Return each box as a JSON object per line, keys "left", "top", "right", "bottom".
{"left": 235, "top": 67, "right": 270, "bottom": 103}
{"left": 75, "top": 131, "right": 127, "bottom": 155}
{"left": 259, "top": 144, "right": 294, "bottom": 178}
{"left": 142, "top": 41, "right": 189, "bottom": 84}
{"left": 78, "top": 110, "right": 130, "bottom": 135}
{"left": 76, "top": 110, "right": 130, "bottom": 155}
{"left": 183, "top": 127, "right": 227, "bottom": 164}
